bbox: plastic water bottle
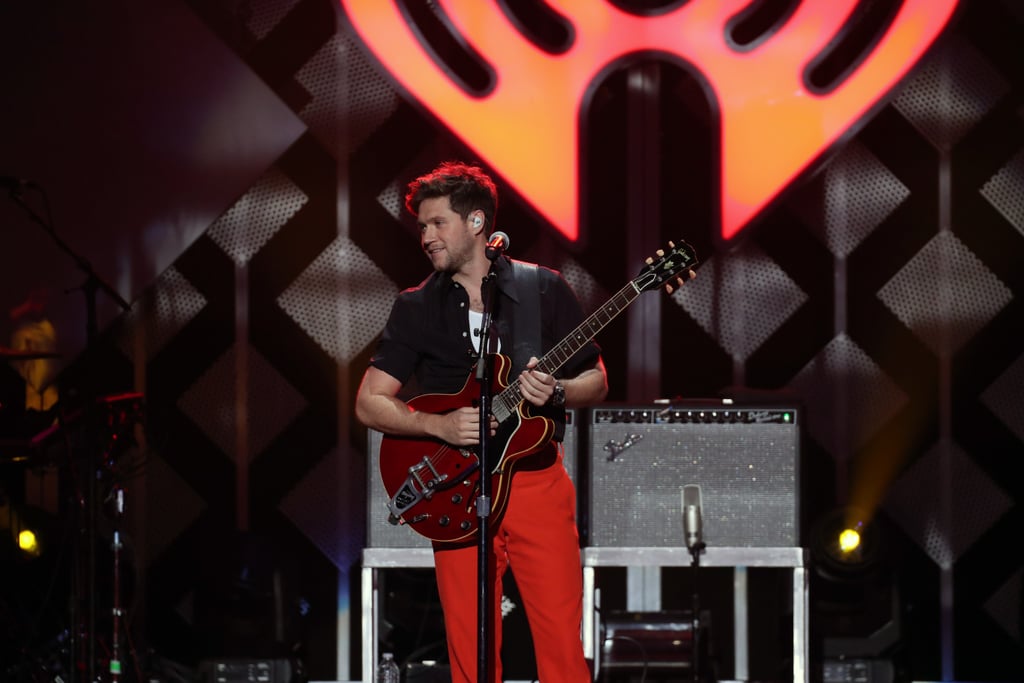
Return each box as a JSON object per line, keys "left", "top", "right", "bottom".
{"left": 375, "top": 652, "right": 400, "bottom": 683}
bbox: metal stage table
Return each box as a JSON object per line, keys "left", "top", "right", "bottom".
{"left": 362, "top": 546, "right": 808, "bottom": 682}
{"left": 582, "top": 546, "right": 809, "bottom": 683}
{"left": 360, "top": 548, "right": 435, "bottom": 683}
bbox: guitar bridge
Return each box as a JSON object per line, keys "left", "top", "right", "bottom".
{"left": 387, "top": 455, "right": 478, "bottom": 521}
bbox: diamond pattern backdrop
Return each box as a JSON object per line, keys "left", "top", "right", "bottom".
{"left": 11, "top": 1, "right": 1020, "bottom": 681}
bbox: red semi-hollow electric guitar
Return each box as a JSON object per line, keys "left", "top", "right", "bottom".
{"left": 378, "top": 240, "right": 698, "bottom": 543}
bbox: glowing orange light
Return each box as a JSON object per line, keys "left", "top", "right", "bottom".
{"left": 340, "top": 0, "right": 960, "bottom": 242}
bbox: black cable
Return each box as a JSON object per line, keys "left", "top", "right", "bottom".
{"left": 605, "top": 635, "right": 649, "bottom": 683}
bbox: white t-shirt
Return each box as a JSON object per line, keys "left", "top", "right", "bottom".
{"left": 468, "top": 309, "right": 501, "bottom": 354}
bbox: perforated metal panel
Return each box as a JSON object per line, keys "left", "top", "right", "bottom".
{"left": 671, "top": 245, "right": 807, "bottom": 361}
{"left": 892, "top": 34, "right": 1009, "bottom": 149}
{"left": 277, "top": 235, "right": 396, "bottom": 363}
{"left": 983, "top": 570, "right": 1023, "bottom": 643}
{"left": 788, "top": 333, "right": 907, "bottom": 459}
{"left": 367, "top": 410, "right": 578, "bottom": 548}
{"left": 587, "top": 405, "right": 799, "bottom": 548}
{"left": 884, "top": 440, "right": 1013, "bottom": 568}
{"left": 557, "top": 256, "right": 610, "bottom": 320}
{"left": 177, "top": 342, "right": 307, "bottom": 460}
{"left": 981, "top": 351, "right": 1024, "bottom": 444}
{"left": 207, "top": 167, "right": 307, "bottom": 265}
{"left": 981, "top": 148, "right": 1024, "bottom": 234}
{"left": 244, "top": 0, "right": 300, "bottom": 40}
{"left": 877, "top": 231, "right": 1012, "bottom": 356}
{"left": 116, "top": 266, "right": 207, "bottom": 361}
{"left": 821, "top": 141, "right": 910, "bottom": 258}
{"left": 376, "top": 180, "right": 405, "bottom": 220}
{"left": 297, "top": 32, "right": 401, "bottom": 154}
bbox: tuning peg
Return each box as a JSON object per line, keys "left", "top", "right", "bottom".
{"left": 663, "top": 270, "right": 697, "bottom": 295}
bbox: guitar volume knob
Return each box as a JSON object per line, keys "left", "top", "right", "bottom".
{"left": 451, "top": 494, "right": 463, "bottom": 504}
{"left": 439, "top": 515, "right": 450, "bottom": 527}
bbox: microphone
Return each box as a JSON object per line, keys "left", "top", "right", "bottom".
{"left": 485, "top": 231, "right": 511, "bottom": 261}
{"left": 682, "top": 484, "right": 704, "bottom": 552}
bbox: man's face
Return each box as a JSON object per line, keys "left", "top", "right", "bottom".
{"left": 417, "top": 196, "right": 479, "bottom": 274}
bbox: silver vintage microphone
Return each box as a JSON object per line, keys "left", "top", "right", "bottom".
{"left": 682, "top": 484, "right": 705, "bottom": 553}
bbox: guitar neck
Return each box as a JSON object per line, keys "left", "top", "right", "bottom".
{"left": 493, "top": 280, "right": 642, "bottom": 416}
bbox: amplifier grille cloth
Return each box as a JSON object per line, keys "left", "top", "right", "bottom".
{"left": 588, "top": 413, "right": 799, "bottom": 548}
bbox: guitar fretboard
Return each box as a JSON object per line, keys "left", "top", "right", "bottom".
{"left": 491, "top": 280, "right": 642, "bottom": 421}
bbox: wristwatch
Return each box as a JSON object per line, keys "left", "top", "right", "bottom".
{"left": 549, "top": 381, "right": 566, "bottom": 408}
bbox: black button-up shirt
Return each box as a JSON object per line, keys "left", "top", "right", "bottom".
{"left": 370, "top": 257, "right": 601, "bottom": 429}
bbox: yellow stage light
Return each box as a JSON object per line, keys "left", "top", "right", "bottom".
{"left": 838, "top": 528, "right": 861, "bottom": 554}
{"left": 18, "top": 528, "right": 41, "bottom": 556}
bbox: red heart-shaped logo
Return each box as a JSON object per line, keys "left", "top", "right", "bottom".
{"left": 341, "top": 0, "right": 960, "bottom": 242}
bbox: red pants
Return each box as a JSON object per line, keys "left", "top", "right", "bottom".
{"left": 433, "top": 448, "right": 591, "bottom": 683}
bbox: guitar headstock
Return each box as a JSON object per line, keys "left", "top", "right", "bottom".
{"left": 635, "top": 240, "right": 699, "bottom": 294}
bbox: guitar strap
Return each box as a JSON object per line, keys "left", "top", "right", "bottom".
{"left": 511, "top": 259, "right": 568, "bottom": 443}
{"left": 510, "top": 259, "right": 541, "bottom": 376}
{"left": 511, "top": 259, "right": 568, "bottom": 444}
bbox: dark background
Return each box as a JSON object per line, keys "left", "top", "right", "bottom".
{"left": 1, "top": 0, "right": 1022, "bottom": 681}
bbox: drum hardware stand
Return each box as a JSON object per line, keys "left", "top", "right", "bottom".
{"left": 7, "top": 182, "right": 132, "bottom": 682}
{"left": 98, "top": 396, "right": 144, "bottom": 682}
{"left": 106, "top": 483, "right": 125, "bottom": 682}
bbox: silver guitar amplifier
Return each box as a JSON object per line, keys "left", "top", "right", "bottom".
{"left": 586, "top": 404, "right": 800, "bottom": 548}
{"left": 367, "top": 410, "right": 578, "bottom": 548}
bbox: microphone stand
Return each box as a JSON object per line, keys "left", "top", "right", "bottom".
{"left": 7, "top": 186, "right": 131, "bottom": 317}
{"left": 687, "top": 540, "right": 705, "bottom": 683}
{"left": 6, "top": 184, "right": 131, "bottom": 683}
{"left": 474, "top": 263, "right": 500, "bottom": 683}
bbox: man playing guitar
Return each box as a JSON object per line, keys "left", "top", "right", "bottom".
{"left": 355, "top": 160, "right": 607, "bottom": 683}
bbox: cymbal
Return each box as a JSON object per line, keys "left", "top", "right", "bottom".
{"left": 0, "top": 346, "right": 61, "bottom": 361}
